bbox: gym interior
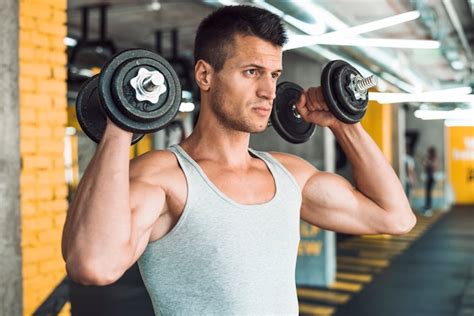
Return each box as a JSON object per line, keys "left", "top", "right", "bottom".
{"left": 1, "top": 0, "right": 473, "bottom": 315}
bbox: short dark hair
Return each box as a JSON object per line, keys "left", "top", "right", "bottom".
{"left": 194, "top": 5, "right": 287, "bottom": 72}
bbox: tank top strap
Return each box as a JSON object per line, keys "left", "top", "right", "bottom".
{"left": 248, "top": 148, "right": 301, "bottom": 196}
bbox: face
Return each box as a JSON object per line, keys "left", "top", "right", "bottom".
{"left": 209, "top": 34, "right": 283, "bottom": 133}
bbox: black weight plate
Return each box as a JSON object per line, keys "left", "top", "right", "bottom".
{"left": 333, "top": 65, "right": 368, "bottom": 115}
{"left": 271, "top": 82, "right": 316, "bottom": 144}
{"left": 111, "top": 57, "right": 177, "bottom": 122}
{"left": 321, "top": 60, "right": 365, "bottom": 124}
{"left": 76, "top": 75, "right": 144, "bottom": 145}
{"left": 99, "top": 49, "right": 181, "bottom": 134}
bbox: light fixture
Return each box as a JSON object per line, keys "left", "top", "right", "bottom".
{"left": 285, "top": 36, "right": 440, "bottom": 51}
{"left": 209, "top": 0, "right": 239, "bottom": 5}
{"left": 370, "top": 87, "right": 474, "bottom": 104}
{"left": 444, "top": 119, "right": 474, "bottom": 127}
{"left": 66, "top": 127, "right": 77, "bottom": 136}
{"left": 179, "top": 102, "right": 195, "bottom": 112}
{"left": 414, "top": 109, "right": 474, "bottom": 120}
{"left": 64, "top": 37, "right": 77, "bottom": 47}
{"left": 450, "top": 60, "right": 465, "bottom": 70}
{"left": 147, "top": 0, "right": 161, "bottom": 11}
{"left": 283, "top": 9, "right": 437, "bottom": 51}
{"left": 320, "top": 10, "right": 421, "bottom": 38}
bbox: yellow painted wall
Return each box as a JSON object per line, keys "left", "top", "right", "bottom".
{"left": 360, "top": 99, "right": 393, "bottom": 164}
{"left": 19, "top": 0, "right": 70, "bottom": 314}
{"left": 447, "top": 126, "right": 474, "bottom": 204}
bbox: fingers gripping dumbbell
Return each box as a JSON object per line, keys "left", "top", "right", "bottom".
{"left": 271, "top": 60, "right": 377, "bottom": 144}
{"left": 76, "top": 49, "right": 181, "bottom": 145}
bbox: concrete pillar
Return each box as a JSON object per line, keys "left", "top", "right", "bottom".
{"left": 322, "top": 127, "right": 336, "bottom": 285}
{"left": 323, "top": 127, "right": 335, "bottom": 173}
{"left": 0, "top": 0, "right": 21, "bottom": 315}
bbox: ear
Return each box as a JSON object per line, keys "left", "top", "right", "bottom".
{"left": 194, "top": 59, "right": 213, "bottom": 92}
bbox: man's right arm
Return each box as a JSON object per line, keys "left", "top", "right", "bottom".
{"left": 61, "top": 122, "right": 165, "bottom": 285}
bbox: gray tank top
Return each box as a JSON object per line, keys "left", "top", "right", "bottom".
{"left": 137, "top": 144, "right": 302, "bottom": 315}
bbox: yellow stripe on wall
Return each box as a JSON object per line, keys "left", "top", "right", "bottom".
{"left": 361, "top": 98, "right": 393, "bottom": 164}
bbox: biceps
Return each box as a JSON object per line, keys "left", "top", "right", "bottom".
{"left": 301, "top": 173, "right": 388, "bottom": 234}
{"left": 303, "top": 172, "right": 356, "bottom": 211}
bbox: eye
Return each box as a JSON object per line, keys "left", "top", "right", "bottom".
{"left": 271, "top": 72, "right": 281, "bottom": 80}
{"left": 244, "top": 69, "right": 258, "bottom": 76}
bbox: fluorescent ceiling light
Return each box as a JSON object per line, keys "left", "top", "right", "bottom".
{"left": 320, "top": 11, "right": 421, "bottom": 38}
{"left": 64, "top": 37, "right": 77, "bottom": 47}
{"left": 209, "top": 0, "right": 239, "bottom": 5}
{"left": 179, "top": 102, "right": 195, "bottom": 112}
{"left": 147, "top": 0, "right": 161, "bottom": 11}
{"left": 445, "top": 119, "right": 474, "bottom": 126}
{"left": 284, "top": 10, "right": 431, "bottom": 51}
{"left": 66, "top": 127, "right": 77, "bottom": 136}
{"left": 285, "top": 36, "right": 440, "bottom": 51}
{"left": 371, "top": 92, "right": 474, "bottom": 104}
{"left": 450, "top": 60, "right": 465, "bottom": 70}
{"left": 422, "top": 86, "right": 472, "bottom": 95}
{"left": 371, "top": 88, "right": 473, "bottom": 104}
{"left": 414, "top": 109, "right": 474, "bottom": 120}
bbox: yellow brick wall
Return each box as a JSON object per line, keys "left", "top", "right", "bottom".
{"left": 19, "top": 0, "right": 70, "bottom": 315}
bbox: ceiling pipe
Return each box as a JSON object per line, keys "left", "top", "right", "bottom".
{"left": 442, "top": 0, "right": 473, "bottom": 67}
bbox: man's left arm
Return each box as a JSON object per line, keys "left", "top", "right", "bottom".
{"left": 295, "top": 88, "right": 417, "bottom": 235}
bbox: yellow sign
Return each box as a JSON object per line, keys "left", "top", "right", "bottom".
{"left": 298, "top": 241, "right": 322, "bottom": 256}
{"left": 447, "top": 126, "right": 474, "bottom": 204}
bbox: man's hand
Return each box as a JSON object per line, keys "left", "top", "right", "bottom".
{"left": 105, "top": 117, "right": 134, "bottom": 140}
{"left": 295, "top": 87, "right": 339, "bottom": 128}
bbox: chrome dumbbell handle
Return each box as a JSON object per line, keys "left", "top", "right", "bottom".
{"left": 355, "top": 75, "right": 377, "bottom": 92}
{"left": 130, "top": 67, "right": 167, "bottom": 104}
{"left": 349, "top": 74, "right": 378, "bottom": 101}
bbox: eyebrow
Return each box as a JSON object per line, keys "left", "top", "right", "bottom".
{"left": 240, "top": 63, "right": 282, "bottom": 73}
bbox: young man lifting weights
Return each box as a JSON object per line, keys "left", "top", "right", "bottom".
{"left": 62, "top": 5, "right": 416, "bottom": 315}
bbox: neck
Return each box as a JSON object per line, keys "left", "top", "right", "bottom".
{"left": 180, "top": 111, "right": 252, "bottom": 168}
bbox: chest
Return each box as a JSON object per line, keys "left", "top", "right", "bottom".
{"left": 201, "top": 167, "right": 276, "bottom": 205}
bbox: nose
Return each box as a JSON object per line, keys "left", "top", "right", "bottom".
{"left": 256, "top": 75, "right": 277, "bottom": 101}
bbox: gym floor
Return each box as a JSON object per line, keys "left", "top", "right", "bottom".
{"left": 65, "top": 205, "right": 473, "bottom": 316}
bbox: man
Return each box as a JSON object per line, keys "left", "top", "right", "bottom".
{"left": 422, "top": 146, "right": 438, "bottom": 216}
{"left": 404, "top": 143, "right": 417, "bottom": 202}
{"left": 62, "top": 5, "right": 416, "bottom": 315}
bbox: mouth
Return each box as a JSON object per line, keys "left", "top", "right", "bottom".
{"left": 252, "top": 107, "right": 272, "bottom": 116}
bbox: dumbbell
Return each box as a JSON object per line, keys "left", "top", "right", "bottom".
{"left": 76, "top": 49, "right": 181, "bottom": 145}
{"left": 270, "top": 60, "right": 377, "bottom": 144}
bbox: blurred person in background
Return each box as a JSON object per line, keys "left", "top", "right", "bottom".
{"left": 422, "top": 146, "right": 439, "bottom": 216}
{"left": 404, "top": 143, "right": 417, "bottom": 205}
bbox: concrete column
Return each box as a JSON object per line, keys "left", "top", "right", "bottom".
{"left": 323, "top": 127, "right": 335, "bottom": 173}
{"left": 0, "top": 0, "right": 21, "bottom": 315}
{"left": 322, "top": 127, "right": 336, "bottom": 285}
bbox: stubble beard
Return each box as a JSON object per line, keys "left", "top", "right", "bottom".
{"left": 210, "top": 86, "right": 267, "bottom": 134}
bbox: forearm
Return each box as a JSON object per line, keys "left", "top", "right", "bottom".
{"left": 330, "top": 122, "right": 411, "bottom": 213}
{"left": 63, "top": 124, "right": 134, "bottom": 273}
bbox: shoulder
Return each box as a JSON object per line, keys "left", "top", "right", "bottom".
{"left": 129, "top": 149, "right": 183, "bottom": 188}
{"left": 128, "top": 148, "right": 187, "bottom": 211}
{"left": 267, "top": 151, "right": 319, "bottom": 190}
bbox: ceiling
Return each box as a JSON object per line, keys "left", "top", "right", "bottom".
{"left": 66, "top": 0, "right": 473, "bottom": 108}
